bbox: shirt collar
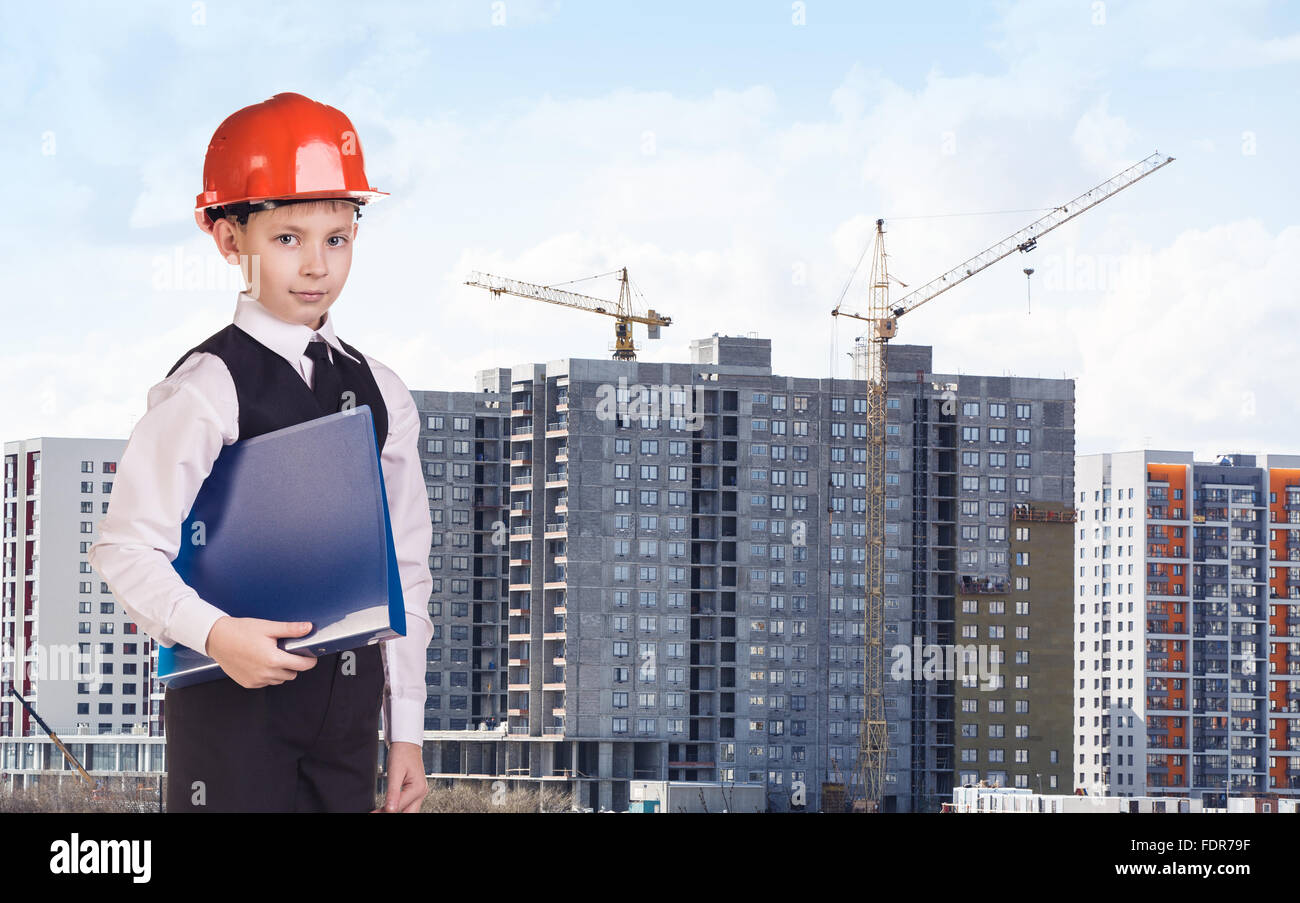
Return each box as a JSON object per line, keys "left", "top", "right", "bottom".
{"left": 232, "top": 292, "right": 360, "bottom": 368}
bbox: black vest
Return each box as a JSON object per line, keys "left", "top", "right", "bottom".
{"left": 166, "top": 323, "right": 389, "bottom": 451}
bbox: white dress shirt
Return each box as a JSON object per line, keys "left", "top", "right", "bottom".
{"left": 88, "top": 292, "right": 433, "bottom": 749}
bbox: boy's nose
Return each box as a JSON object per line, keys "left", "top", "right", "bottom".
{"left": 301, "top": 246, "right": 328, "bottom": 276}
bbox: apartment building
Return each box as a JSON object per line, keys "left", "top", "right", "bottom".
{"left": 954, "top": 500, "right": 1074, "bottom": 794}
{"left": 408, "top": 386, "right": 511, "bottom": 732}
{"left": 1075, "top": 450, "right": 1300, "bottom": 805}
{"left": 867, "top": 344, "right": 1075, "bottom": 811}
{"left": 414, "top": 336, "right": 1075, "bottom": 812}
{"left": 1, "top": 438, "right": 164, "bottom": 786}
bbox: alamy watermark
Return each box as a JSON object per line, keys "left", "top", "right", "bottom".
{"left": 151, "top": 247, "right": 261, "bottom": 296}
{"left": 1, "top": 639, "right": 110, "bottom": 689}
{"left": 890, "top": 638, "right": 1001, "bottom": 691}
{"left": 594, "top": 377, "right": 705, "bottom": 430}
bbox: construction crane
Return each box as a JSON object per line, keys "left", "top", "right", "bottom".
{"left": 6, "top": 688, "right": 102, "bottom": 796}
{"left": 823, "top": 756, "right": 852, "bottom": 813}
{"left": 465, "top": 267, "right": 671, "bottom": 361}
{"left": 831, "top": 151, "right": 1175, "bottom": 813}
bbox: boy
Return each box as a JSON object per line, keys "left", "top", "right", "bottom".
{"left": 88, "top": 92, "right": 433, "bottom": 813}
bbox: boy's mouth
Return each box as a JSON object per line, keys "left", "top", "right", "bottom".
{"left": 292, "top": 290, "right": 327, "bottom": 302}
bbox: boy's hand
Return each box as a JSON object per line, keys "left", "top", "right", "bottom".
{"left": 373, "top": 742, "right": 427, "bottom": 813}
{"left": 205, "top": 615, "right": 318, "bottom": 688}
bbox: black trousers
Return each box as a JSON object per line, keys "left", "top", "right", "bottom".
{"left": 164, "top": 643, "right": 385, "bottom": 813}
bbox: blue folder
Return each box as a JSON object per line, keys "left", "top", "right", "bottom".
{"left": 158, "top": 404, "right": 406, "bottom": 688}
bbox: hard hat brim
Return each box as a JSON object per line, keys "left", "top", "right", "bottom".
{"left": 194, "top": 189, "right": 389, "bottom": 234}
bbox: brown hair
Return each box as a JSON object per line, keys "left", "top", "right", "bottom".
{"left": 217, "top": 197, "right": 361, "bottom": 230}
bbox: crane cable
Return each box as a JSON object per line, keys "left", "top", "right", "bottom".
{"left": 542, "top": 269, "right": 625, "bottom": 290}
{"left": 882, "top": 205, "right": 1058, "bottom": 221}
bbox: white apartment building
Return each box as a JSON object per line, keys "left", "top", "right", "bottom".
{"left": 1, "top": 437, "right": 159, "bottom": 775}
{"left": 1075, "top": 450, "right": 1300, "bottom": 805}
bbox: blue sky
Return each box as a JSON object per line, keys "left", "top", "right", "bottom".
{"left": 3, "top": 0, "right": 1298, "bottom": 459}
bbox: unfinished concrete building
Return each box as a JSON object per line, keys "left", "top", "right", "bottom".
{"left": 411, "top": 336, "right": 1074, "bottom": 811}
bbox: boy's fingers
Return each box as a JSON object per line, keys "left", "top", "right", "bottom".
{"left": 274, "top": 649, "right": 318, "bottom": 670}
{"left": 385, "top": 784, "right": 401, "bottom": 812}
{"left": 400, "top": 784, "right": 425, "bottom": 812}
{"left": 262, "top": 619, "right": 314, "bottom": 637}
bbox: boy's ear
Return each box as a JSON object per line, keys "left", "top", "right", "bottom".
{"left": 211, "top": 217, "right": 242, "bottom": 264}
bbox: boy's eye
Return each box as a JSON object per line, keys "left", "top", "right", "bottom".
{"left": 273, "top": 234, "right": 347, "bottom": 247}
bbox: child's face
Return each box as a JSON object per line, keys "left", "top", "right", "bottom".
{"left": 213, "top": 201, "right": 358, "bottom": 330}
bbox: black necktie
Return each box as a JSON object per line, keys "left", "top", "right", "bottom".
{"left": 303, "top": 338, "right": 343, "bottom": 414}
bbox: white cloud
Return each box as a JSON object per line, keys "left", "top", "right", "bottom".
{"left": 1072, "top": 95, "right": 1135, "bottom": 176}
{"left": 1070, "top": 220, "right": 1300, "bottom": 459}
{"left": 1144, "top": 31, "right": 1300, "bottom": 70}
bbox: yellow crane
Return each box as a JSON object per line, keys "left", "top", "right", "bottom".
{"left": 832, "top": 152, "right": 1175, "bottom": 813}
{"left": 465, "top": 267, "right": 671, "bottom": 361}
{"left": 7, "top": 688, "right": 103, "bottom": 797}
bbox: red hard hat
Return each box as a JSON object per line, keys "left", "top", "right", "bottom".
{"left": 194, "top": 92, "right": 388, "bottom": 234}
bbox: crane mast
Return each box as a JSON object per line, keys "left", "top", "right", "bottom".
{"left": 858, "top": 218, "right": 892, "bottom": 812}
{"left": 832, "top": 152, "right": 1174, "bottom": 813}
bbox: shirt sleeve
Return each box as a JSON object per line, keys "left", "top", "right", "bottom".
{"left": 367, "top": 355, "right": 434, "bottom": 749}
{"left": 87, "top": 352, "right": 239, "bottom": 658}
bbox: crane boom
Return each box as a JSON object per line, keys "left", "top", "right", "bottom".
{"left": 465, "top": 268, "right": 672, "bottom": 361}
{"left": 7, "top": 688, "right": 99, "bottom": 790}
{"left": 830, "top": 152, "right": 1174, "bottom": 813}
{"left": 890, "top": 152, "right": 1175, "bottom": 320}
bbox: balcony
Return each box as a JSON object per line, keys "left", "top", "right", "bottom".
{"left": 959, "top": 575, "right": 1009, "bottom": 595}
{"left": 1011, "top": 504, "right": 1076, "bottom": 523}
